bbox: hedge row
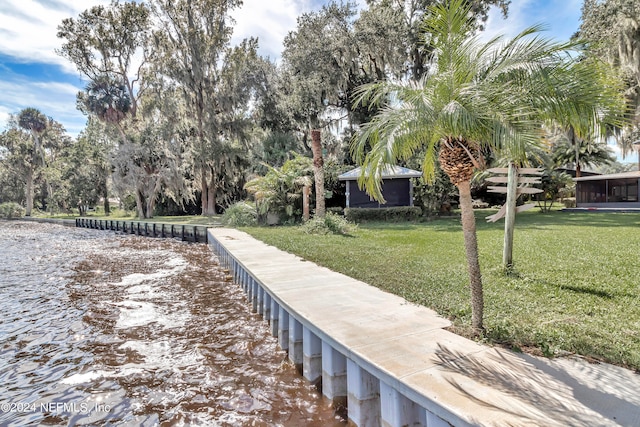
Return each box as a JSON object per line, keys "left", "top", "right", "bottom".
{"left": 344, "top": 206, "right": 422, "bottom": 223}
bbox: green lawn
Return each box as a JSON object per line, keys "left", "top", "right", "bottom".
{"left": 242, "top": 210, "right": 640, "bottom": 371}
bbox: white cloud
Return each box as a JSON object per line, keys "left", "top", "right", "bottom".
{"left": 230, "top": 0, "right": 302, "bottom": 60}
{"left": 0, "top": 77, "right": 86, "bottom": 134}
{"left": 0, "top": 0, "right": 110, "bottom": 72}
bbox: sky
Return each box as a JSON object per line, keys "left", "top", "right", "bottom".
{"left": 0, "top": 0, "right": 592, "bottom": 144}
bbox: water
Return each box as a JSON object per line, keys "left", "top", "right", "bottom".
{"left": 0, "top": 221, "right": 345, "bottom": 426}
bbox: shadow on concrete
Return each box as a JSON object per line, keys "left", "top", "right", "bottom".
{"left": 435, "top": 344, "right": 640, "bottom": 426}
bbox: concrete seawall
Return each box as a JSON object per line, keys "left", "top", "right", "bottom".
{"left": 209, "top": 227, "right": 640, "bottom": 427}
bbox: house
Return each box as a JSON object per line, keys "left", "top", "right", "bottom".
{"left": 574, "top": 171, "right": 640, "bottom": 208}
{"left": 338, "top": 166, "right": 422, "bottom": 208}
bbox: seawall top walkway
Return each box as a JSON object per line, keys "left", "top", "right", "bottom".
{"left": 209, "top": 228, "right": 640, "bottom": 427}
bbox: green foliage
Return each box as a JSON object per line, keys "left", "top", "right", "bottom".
{"left": 551, "top": 133, "right": 616, "bottom": 172}
{"left": 579, "top": 0, "right": 640, "bottom": 154}
{"left": 327, "top": 207, "right": 344, "bottom": 215}
{"left": 0, "top": 202, "right": 25, "bottom": 219}
{"left": 244, "top": 154, "right": 313, "bottom": 223}
{"left": 222, "top": 201, "right": 258, "bottom": 227}
{"left": 345, "top": 207, "right": 422, "bottom": 223}
{"left": 302, "top": 212, "right": 356, "bottom": 235}
{"left": 323, "top": 159, "right": 352, "bottom": 208}
{"left": 406, "top": 150, "right": 457, "bottom": 215}
{"left": 78, "top": 74, "right": 131, "bottom": 123}
{"left": 536, "top": 169, "right": 573, "bottom": 213}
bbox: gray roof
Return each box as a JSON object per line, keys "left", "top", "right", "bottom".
{"left": 338, "top": 165, "right": 422, "bottom": 181}
{"left": 574, "top": 171, "right": 640, "bottom": 182}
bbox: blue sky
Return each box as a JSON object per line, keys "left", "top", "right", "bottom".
{"left": 0, "top": 0, "right": 587, "bottom": 141}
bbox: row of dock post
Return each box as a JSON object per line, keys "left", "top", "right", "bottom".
{"left": 75, "top": 218, "right": 209, "bottom": 243}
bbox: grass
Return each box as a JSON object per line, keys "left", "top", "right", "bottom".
{"left": 241, "top": 210, "right": 640, "bottom": 371}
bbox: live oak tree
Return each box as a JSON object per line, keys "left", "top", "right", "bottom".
{"left": 362, "top": 0, "right": 510, "bottom": 80}
{"left": 352, "top": 0, "right": 625, "bottom": 333}
{"left": 151, "top": 0, "right": 261, "bottom": 216}
{"left": 281, "top": 2, "right": 359, "bottom": 218}
{"left": 57, "top": 1, "right": 169, "bottom": 218}
{"left": 58, "top": 1, "right": 181, "bottom": 218}
{"left": 579, "top": 0, "right": 640, "bottom": 154}
{"left": 17, "top": 108, "right": 48, "bottom": 216}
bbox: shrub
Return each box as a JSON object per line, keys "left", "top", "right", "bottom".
{"left": 327, "top": 206, "right": 344, "bottom": 216}
{"left": 302, "top": 212, "right": 357, "bottom": 235}
{"left": 222, "top": 201, "right": 258, "bottom": 227}
{"left": 344, "top": 206, "right": 422, "bottom": 223}
{"left": 0, "top": 202, "right": 25, "bottom": 219}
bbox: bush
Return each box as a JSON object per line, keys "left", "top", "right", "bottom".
{"left": 222, "top": 201, "right": 258, "bottom": 227}
{"left": 327, "top": 206, "right": 344, "bottom": 216}
{"left": 344, "top": 206, "right": 422, "bottom": 223}
{"left": 302, "top": 212, "right": 357, "bottom": 235}
{"left": 0, "top": 202, "right": 25, "bottom": 219}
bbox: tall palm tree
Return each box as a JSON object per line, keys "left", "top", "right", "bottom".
{"left": 352, "top": 0, "right": 625, "bottom": 333}
{"left": 17, "top": 108, "right": 48, "bottom": 217}
{"left": 551, "top": 131, "right": 616, "bottom": 175}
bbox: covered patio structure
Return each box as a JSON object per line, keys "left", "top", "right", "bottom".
{"left": 574, "top": 171, "right": 640, "bottom": 208}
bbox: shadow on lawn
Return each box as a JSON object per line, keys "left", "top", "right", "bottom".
{"left": 367, "top": 210, "right": 640, "bottom": 234}
{"left": 495, "top": 210, "right": 640, "bottom": 229}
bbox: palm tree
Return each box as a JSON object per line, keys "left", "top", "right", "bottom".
{"left": 352, "top": 0, "right": 625, "bottom": 333}
{"left": 551, "top": 132, "right": 616, "bottom": 175}
{"left": 17, "top": 107, "right": 48, "bottom": 216}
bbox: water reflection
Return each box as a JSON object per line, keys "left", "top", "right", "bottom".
{"left": 0, "top": 221, "right": 345, "bottom": 426}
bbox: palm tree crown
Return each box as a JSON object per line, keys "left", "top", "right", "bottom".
{"left": 352, "top": 0, "right": 626, "bottom": 333}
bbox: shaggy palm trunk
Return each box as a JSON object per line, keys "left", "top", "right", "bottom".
{"left": 25, "top": 167, "right": 34, "bottom": 217}
{"left": 311, "top": 129, "right": 325, "bottom": 218}
{"left": 439, "top": 137, "right": 484, "bottom": 333}
{"left": 457, "top": 180, "right": 484, "bottom": 333}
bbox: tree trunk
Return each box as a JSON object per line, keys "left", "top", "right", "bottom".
{"left": 25, "top": 166, "right": 34, "bottom": 216}
{"left": 135, "top": 190, "right": 145, "bottom": 219}
{"left": 200, "top": 169, "right": 217, "bottom": 216}
{"left": 207, "top": 184, "right": 216, "bottom": 215}
{"left": 457, "top": 180, "right": 484, "bottom": 334}
{"left": 146, "top": 194, "right": 155, "bottom": 219}
{"left": 311, "top": 129, "right": 325, "bottom": 218}
{"left": 102, "top": 183, "right": 110, "bottom": 216}
{"left": 200, "top": 173, "right": 208, "bottom": 215}
{"left": 303, "top": 185, "right": 311, "bottom": 221}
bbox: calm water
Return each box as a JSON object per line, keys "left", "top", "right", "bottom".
{"left": 0, "top": 221, "right": 345, "bottom": 426}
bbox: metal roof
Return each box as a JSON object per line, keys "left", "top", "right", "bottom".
{"left": 574, "top": 171, "right": 640, "bottom": 182}
{"left": 338, "top": 165, "right": 423, "bottom": 181}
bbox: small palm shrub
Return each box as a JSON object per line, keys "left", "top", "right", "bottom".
{"left": 302, "top": 212, "right": 357, "bottom": 235}
{"left": 0, "top": 202, "right": 25, "bottom": 219}
{"left": 222, "top": 201, "right": 258, "bottom": 227}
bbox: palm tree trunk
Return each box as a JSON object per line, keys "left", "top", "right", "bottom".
{"left": 311, "top": 129, "right": 325, "bottom": 218}
{"left": 457, "top": 180, "right": 484, "bottom": 334}
{"left": 25, "top": 167, "right": 34, "bottom": 217}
